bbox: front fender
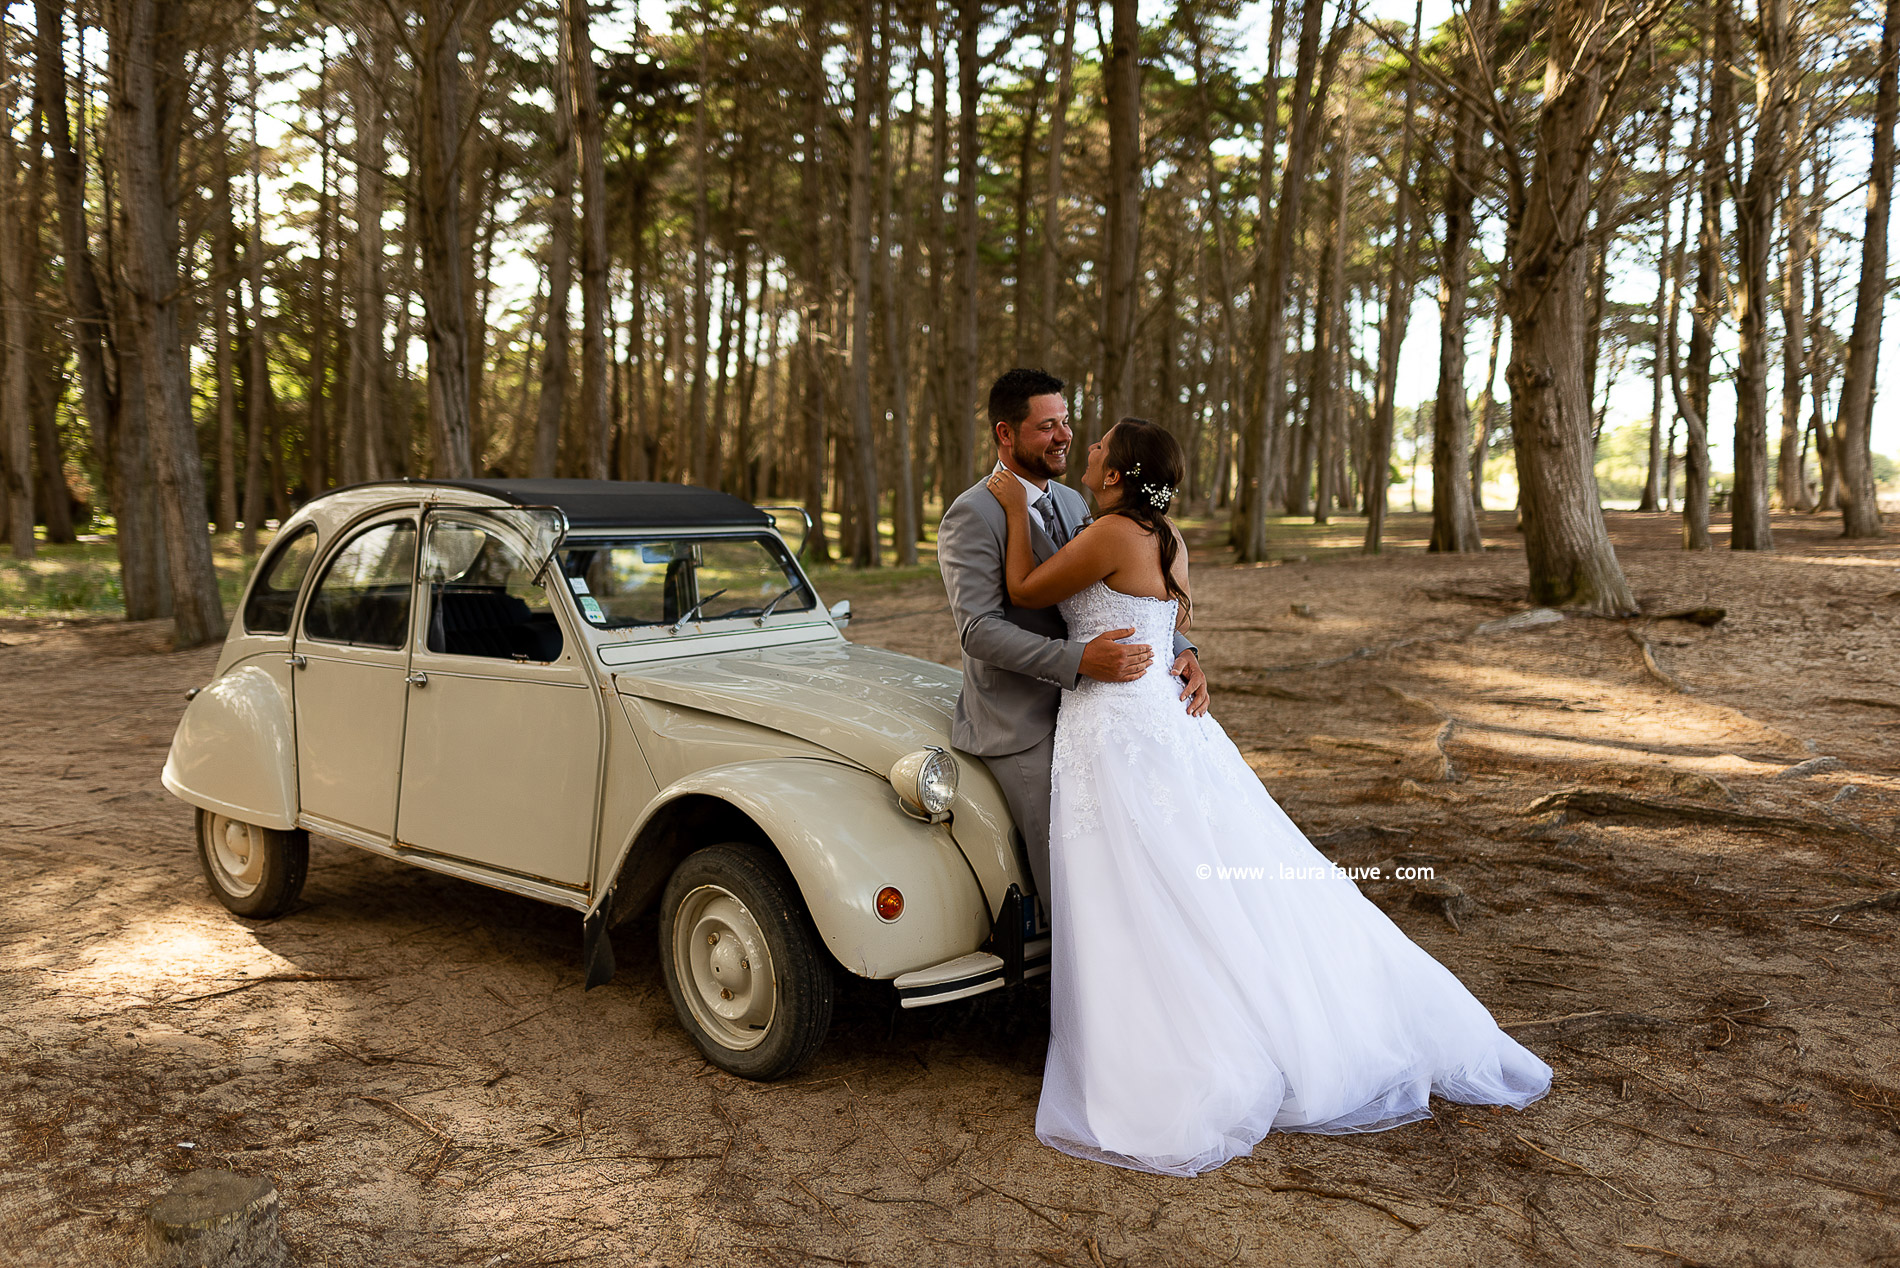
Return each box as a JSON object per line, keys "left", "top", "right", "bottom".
{"left": 161, "top": 661, "right": 297, "bottom": 830}
{"left": 598, "top": 760, "right": 992, "bottom": 980}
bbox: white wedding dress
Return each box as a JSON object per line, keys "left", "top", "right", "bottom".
{"left": 1036, "top": 581, "right": 1552, "bottom": 1176}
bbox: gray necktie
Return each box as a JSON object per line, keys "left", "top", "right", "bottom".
{"left": 1034, "top": 493, "right": 1063, "bottom": 546}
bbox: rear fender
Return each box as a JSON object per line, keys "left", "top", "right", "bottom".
{"left": 162, "top": 661, "right": 297, "bottom": 830}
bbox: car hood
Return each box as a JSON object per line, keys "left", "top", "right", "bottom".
{"left": 611, "top": 642, "right": 961, "bottom": 774}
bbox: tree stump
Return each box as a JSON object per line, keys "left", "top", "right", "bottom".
{"left": 145, "top": 1170, "right": 285, "bottom": 1268}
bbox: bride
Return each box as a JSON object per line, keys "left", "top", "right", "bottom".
{"left": 983, "top": 417, "right": 1552, "bottom": 1177}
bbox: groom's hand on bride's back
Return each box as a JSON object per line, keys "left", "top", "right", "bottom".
{"left": 1079, "top": 628, "right": 1152, "bottom": 682}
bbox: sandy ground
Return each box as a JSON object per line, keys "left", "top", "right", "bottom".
{"left": 1, "top": 508, "right": 1897, "bottom": 1267}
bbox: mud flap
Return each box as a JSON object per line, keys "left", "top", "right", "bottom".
{"left": 986, "top": 884, "right": 1026, "bottom": 986}
{"left": 582, "top": 903, "right": 616, "bottom": 990}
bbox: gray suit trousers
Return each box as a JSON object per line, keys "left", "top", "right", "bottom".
{"left": 979, "top": 732, "right": 1055, "bottom": 923}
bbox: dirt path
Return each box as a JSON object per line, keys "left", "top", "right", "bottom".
{"left": 2, "top": 510, "right": 1896, "bottom": 1266}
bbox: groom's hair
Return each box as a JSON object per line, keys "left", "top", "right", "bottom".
{"left": 987, "top": 368, "right": 1066, "bottom": 435}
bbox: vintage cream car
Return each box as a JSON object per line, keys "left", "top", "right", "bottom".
{"left": 163, "top": 479, "right": 1048, "bottom": 1079}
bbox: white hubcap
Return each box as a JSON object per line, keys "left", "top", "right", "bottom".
{"left": 673, "top": 885, "right": 776, "bottom": 1050}
{"left": 205, "top": 815, "right": 266, "bottom": 898}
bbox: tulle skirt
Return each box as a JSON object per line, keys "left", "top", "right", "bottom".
{"left": 1036, "top": 677, "right": 1552, "bottom": 1177}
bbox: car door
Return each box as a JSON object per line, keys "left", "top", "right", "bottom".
{"left": 291, "top": 513, "right": 419, "bottom": 842}
{"left": 393, "top": 510, "right": 601, "bottom": 889}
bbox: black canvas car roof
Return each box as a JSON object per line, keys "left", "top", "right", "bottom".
{"left": 390, "top": 478, "right": 775, "bottom": 530}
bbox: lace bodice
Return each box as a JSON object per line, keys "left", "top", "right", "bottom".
{"left": 1054, "top": 581, "right": 1253, "bottom": 840}
{"left": 1058, "top": 578, "right": 1182, "bottom": 651}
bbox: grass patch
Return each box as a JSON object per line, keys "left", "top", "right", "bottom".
{"left": 0, "top": 531, "right": 261, "bottom": 622}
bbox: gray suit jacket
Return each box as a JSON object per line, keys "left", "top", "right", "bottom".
{"left": 938, "top": 477, "right": 1194, "bottom": 757}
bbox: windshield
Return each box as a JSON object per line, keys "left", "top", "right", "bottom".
{"left": 558, "top": 535, "right": 816, "bottom": 630}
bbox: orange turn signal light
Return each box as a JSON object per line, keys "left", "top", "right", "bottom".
{"left": 875, "top": 886, "right": 904, "bottom": 922}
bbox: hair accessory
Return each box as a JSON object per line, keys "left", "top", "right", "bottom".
{"left": 1142, "top": 482, "right": 1176, "bottom": 511}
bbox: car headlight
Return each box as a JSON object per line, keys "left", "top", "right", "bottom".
{"left": 890, "top": 746, "right": 958, "bottom": 818}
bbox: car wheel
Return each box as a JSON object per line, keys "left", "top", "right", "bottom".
{"left": 195, "top": 809, "right": 309, "bottom": 919}
{"left": 659, "top": 842, "right": 833, "bottom": 1081}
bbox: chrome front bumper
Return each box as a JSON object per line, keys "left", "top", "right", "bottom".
{"left": 892, "top": 884, "right": 1050, "bottom": 1009}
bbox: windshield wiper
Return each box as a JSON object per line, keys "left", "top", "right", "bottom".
{"left": 753, "top": 582, "right": 805, "bottom": 626}
{"left": 668, "top": 588, "right": 730, "bottom": 635}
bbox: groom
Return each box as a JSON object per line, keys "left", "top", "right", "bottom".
{"left": 938, "top": 367, "right": 1209, "bottom": 920}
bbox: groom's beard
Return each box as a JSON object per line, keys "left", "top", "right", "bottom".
{"left": 1017, "top": 444, "right": 1069, "bottom": 481}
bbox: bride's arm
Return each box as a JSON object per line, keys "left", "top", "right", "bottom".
{"left": 982, "top": 473, "right": 1116, "bottom": 608}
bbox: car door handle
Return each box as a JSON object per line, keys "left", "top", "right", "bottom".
{"left": 285, "top": 654, "right": 307, "bottom": 669}
{"left": 405, "top": 672, "right": 428, "bottom": 687}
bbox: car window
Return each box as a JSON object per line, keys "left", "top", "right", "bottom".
{"left": 559, "top": 536, "right": 814, "bottom": 630}
{"left": 302, "top": 520, "right": 417, "bottom": 649}
{"left": 422, "top": 517, "right": 564, "bottom": 662}
{"left": 242, "top": 526, "right": 317, "bottom": 635}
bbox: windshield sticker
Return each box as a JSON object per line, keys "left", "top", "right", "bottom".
{"left": 568, "top": 574, "right": 590, "bottom": 594}
{"left": 579, "top": 596, "right": 605, "bottom": 623}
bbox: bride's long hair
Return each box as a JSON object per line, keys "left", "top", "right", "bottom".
{"left": 1102, "top": 418, "right": 1190, "bottom": 617}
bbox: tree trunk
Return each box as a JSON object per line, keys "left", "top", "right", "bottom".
{"left": 844, "top": 0, "right": 881, "bottom": 564}
{"left": 876, "top": 2, "right": 917, "bottom": 565}
{"left": 534, "top": 52, "right": 575, "bottom": 479}
{"left": 1469, "top": 308, "right": 1501, "bottom": 508}
{"left": 1729, "top": 0, "right": 1792, "bottom": 551}
{"left": 1, "top": 22, "right": 35, "bottom": 558}
{"left": 1641, "top": 97, "right": 1674, "bottom": 514}
{"left": 948, "top": 0, "right": 980, "bottom": 496}
{"left": 1037, "top": 0, "right": 1077, "bottom": 366}
{"left": 1430, "top": 0, "right": 1488, "bottom": 551}
{"left": 1372, "top": 0, "right": 1424, "bottom": 552}
{"left": 1679, "top": 18, "right": 1733, "bottom": 551}
{"left": 107, "top": 0, "right": 225, "bottom": 645}
{"left": 212, "top": 61, "right": 238, "bottom": 529}
{"left": 416, "top": 0, "right": 475, "bottom": 478}
{"left": 1834, "top": 0, "right": 1898, "bottom": 538}
{"left": 347, "top": 31, "right": 388, "bottom": 485}
{"left": 1499, "top": 0, "right": 1636, "bottom": 614}
{"left": 1100, "top": 0, "right": 1141, "bottom": 426}
{"left": 1310, "top": 114, "right": 1347, "bottom": 526}
{"left": 240, "top": 31, "right": 270, "bottom": 552}
{"left": 1236, "top": 0, "right": 1341, "bottom": 560}
{"left": 35, "top": 0, "right": 137, "bottom": 571}
{"left": 800, "top": 0, "right": 831, "bottom": 561}
{"left": 306, "top": 59, "right": 334, "bottom": 500}
{"left": 560, "top": 0, "right": 610, "bottom": 479}
{"left": 1777, "top": 149, "right": 1811, "bottom": 511}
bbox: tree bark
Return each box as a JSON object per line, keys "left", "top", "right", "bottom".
{"left": 534, "top": 51, "right": 575, "bottom": 479}
{"left": 1642, "top": 96, "right": 1674, "bottom": 513}
{"left": 416, "top": 0, "right": 475, "bottom": 478}
{"left": 561, "top": 0, "right": 611, "bottom": 480}
{"left": 876, "top": 2, "right": 917, "bottom": 564}
{"left": 1, "top": 19, "right": 35, "bottom": 557}
{"left": 347, "top": 29, "right": 388, "bottom": 485}
{"left": 1499, "top": 0, "right": 1636, "bottom": 613}
{"left": 107, "top": 0, "right": 225, "bottom": 645}
{"left": 240, "top": 30, "right": 270, "bottom": 552}
{"left": 35, "top": 0, "right": 137, "bottom": 575}
{"left": 844, "top": 0, "right": 881, "bottom": 564}
{"left": 212, "top": 60, "right": 238, "bottom": 529}
{"left": 1679, "top": 17, "right": 1733, "bottom": 550}
{"left": 1728, "top": 0, "right": 1793, "bottom": 551}
{"left": 1430, "top": 0, "right": 1489, "bottom": 552}
{"left": 1834, "top": 0, "right": 1898, "bottom": 538}
{"left": 1037, "top": 0, "right": 1077, "bottom": 366}
{"left": 1373, "top": 0, "right": 1425, "bottom": 552}
{"left": 1236, "top": 0, "right": 1341, "bottom": 560}
{"left": 1777, "top": 148, "right": 1812, "bottom": 511}
{"left": 1100, "top": 0, "right": 1141, "bottom": 426}
{"left": 948, "top": 0, "right": 980, "bottom": 496}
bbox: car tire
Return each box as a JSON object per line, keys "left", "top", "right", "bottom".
{"left": 195, "top": 808, "right": 309, "bottom": 919}
{"left": 659, "top": 842, "right": 833, "bottom": 1081}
